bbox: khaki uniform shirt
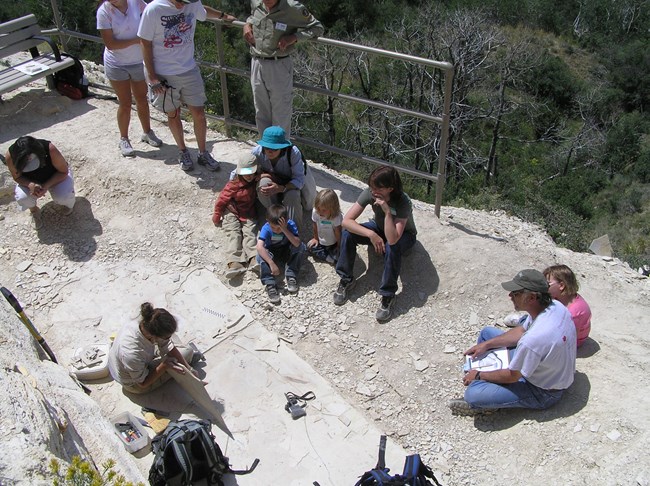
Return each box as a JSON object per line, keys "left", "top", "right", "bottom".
{"left": 247, "top": 0, "right": 323, "bottom": 58}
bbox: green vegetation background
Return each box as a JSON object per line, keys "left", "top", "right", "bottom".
{"left": 1, "top": 0, "right": 648, "bottom": 268}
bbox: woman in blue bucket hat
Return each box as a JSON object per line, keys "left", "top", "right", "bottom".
{"left": 252, "top": 126, "right": 316, "bottom": 228}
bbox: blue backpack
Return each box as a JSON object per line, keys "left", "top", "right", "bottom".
{"left": 355, "top": 435, "right": 442, "bottom": 486}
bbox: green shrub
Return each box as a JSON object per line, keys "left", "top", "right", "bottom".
{"left": 50, "top": 456, "right": 144, "bottom": 486}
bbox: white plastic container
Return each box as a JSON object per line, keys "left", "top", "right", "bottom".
{"left": 111, "top": 411, "right": 150, "bottom": 454}
{"left": 70, "top": 344, "right": 110, "bottom": 381}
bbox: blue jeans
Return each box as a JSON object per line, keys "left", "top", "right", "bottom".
{"left": 309, "top": 243, "right": 337, "bottom": 263}
{"left": 335, "top": 221, "right": 416, "bottom": 297}
{"left": 464, "top": 327, "right": 564, "bottom": 410}
{"left": 258, "top": 243, "right": 305, "bottom": 286}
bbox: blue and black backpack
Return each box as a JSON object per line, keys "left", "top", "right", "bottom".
{"left": 148, "top": 419, "right": 259, "bottom": 486}
{"left": 354, "top": 435, "right": 442, "bottom": 486}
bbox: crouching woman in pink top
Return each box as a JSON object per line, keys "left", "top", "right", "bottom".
{"left": 544, "top": 264, "right": 592, "bottom": 347}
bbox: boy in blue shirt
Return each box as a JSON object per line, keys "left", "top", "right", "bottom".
{"left": 256, "top": 204, "right": 306, "bottom": 304}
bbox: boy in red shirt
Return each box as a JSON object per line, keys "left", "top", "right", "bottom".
{"left": 212, "top": 153, "right": 259, "bottom": 279}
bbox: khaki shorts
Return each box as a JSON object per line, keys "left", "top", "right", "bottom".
{"left": 104, "top": 62, "right": 146, "bottom": 82}
{"left": 149, "top": 66, "right": 207, "bottom": 114}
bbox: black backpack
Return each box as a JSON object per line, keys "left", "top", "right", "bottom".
{"left": 54, "top": 53, "right": 89, "bottom": 99}
{"left": 283, "top": 145, "right": 307, "bottom": 175}
{"left": 148, "top": 419, "right": 259, "bottom": 486}
{"left": 355, "top": 435, "right": 442, "bottom": 486}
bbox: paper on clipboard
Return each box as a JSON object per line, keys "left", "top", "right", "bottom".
{"left": 14, "top": 61, "right": 50, "bottom": 76}
{"left": 464, "top": 347, "right": 509, "bottom": 372}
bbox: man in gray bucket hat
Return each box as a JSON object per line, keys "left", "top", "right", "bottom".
{"left": 448, "top": 269, "right": 577, "bottom": 416}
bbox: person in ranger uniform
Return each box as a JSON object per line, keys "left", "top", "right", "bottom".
{"left": 243, "top": 0, "right": 323, "bottom": 139}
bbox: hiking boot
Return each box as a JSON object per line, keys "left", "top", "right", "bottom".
{"left": 197, "top": 151, "right": 220, "bottom": 171}
{"left": 119, "top": 137, "right": 135, "bottom": 157}
{"left": 30, "top": 208, "right": 43, "bottom": 230}
{"left": 266, "top": 284, "right": 281, "bottom": 304}
{"left": 448, "top": 398, "right": 496, "bottom": 417}
{"left": 179, "top": 149, "right": 194, "bottom": 171}
{"left": 333, "top": 279, "right": 355, "bottom": 305}
{"left": 140, "top": 130, "right": 163, "bottom": 147}
{"left": 376, "top": 295, "right": 395, "bottom": 322}
{"left": 286, "top": 276, "right": 298, "bottom": 294}
{"left": 225, "top": 262, "right": 246, "bottom": 279}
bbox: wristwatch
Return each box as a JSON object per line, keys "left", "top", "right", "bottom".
{"left": 475, "top": 371, "right": 482, "bottom": 381}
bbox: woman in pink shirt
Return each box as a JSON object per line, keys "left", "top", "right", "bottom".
{"left": 544, "top": 264, "right": 592, "bottom": 347}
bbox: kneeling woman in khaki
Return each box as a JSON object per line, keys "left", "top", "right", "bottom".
{"left": 108, "top": 302, "right": 194, "bottom": 393}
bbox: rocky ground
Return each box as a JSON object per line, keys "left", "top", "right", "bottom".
{"left": 1, "top": 78, "right": 649, "bottom": 485}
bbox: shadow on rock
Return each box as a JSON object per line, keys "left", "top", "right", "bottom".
{"left": 447, "top": 220, "right": 507, "bottom": 242}
{"left": 343, "top": 240, "right": 437, "bottom": 320}
{"left": 0, "top": 90, "right": 96, "bottom": 144}
{"left": 37, "top": 197, "right": 102, "bottom": 262}
{"left": 311, "top": 166, "right": 364, "bottom": 205}
{"left": 473, "top": 371, "right": 590, "bottom": 431}
{"left": 122, "top": 379, "right": 228, "bottom": 427}
{"left": 577, "top": 338, "right": 600, "bottom": 358}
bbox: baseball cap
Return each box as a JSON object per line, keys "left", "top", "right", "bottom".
{"left": 501, "top": 269, "right": 549, "bottom": 293}
{"left": 236, "top": 153, "right": 258, "bottom": 175}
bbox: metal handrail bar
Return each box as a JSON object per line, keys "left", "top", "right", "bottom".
{"left": 197, "top": 110, "right": 440, "bottom": 182}
{"left": 42, "top": 28, "right": 101, "bottom": 44}
{"left": 200, "top": 59, "right": 443, "bottom": 125}
{"left": 316, "top": 36, "right": 453, "bottom": 72}
{"left": 45, "top": 9, "right": 452, "bottom": 216}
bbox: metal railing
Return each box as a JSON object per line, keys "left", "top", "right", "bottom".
{"left": 46, "top": 3, "right": 453, "bottom": 217}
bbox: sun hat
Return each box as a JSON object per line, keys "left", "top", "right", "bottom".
{"left": 257, "top": 126, "right": 291, "bottom": 150}
{"left": 236, "top": 153, "right": 258, "bottom": 175}
{"left": 501, "top": 269, "right": 549, "bottom": 293}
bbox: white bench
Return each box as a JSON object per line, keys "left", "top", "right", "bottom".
{"left": 0, "top": 14, "right": 75, "bottom": 96}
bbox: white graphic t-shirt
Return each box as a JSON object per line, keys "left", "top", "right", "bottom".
{"left": 138, "top": 0, "right": 206, "bottom": 76}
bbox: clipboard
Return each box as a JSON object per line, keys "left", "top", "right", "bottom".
{"left": 463, "top": 347, "right": 509, "bottom": 372}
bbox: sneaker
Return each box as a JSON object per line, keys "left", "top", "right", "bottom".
{"left": 119, "top": 137, "right": 135, "bottom": 157}
{"left": 504, "top": 311, "right": 528, "bottom": 327}
{"left": 225, "top": 262, "right": 246, "bottom": 279}
{"left": 333, "top": 278, "right": 355, "bottom": 305}
{"left": 448, "top": 398, "right": 496, "bottom": 417}
{"left": 375, "top": 295, "right": 395, "bottom": 322}
{"left": 188, "top": 342, "right": 205, "bottom": 365}
{"left": 179, "top": 149, "right": 194, "bottom": 171}
{"left": 140, "top": 130, "right": 163, "bottom": 147}
{"left": 286, "top": 276, "right": 298, "bottom": 293}
{"left": 266, "top": 284, "right": 281, "bottom": 304}
{"left": 30, "top": 208, "right": 43, "bottom": 230}
{"left": 197, "top": 151, "right": 220, "bottom": 171}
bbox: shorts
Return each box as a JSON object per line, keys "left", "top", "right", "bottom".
{"left": 149, "top": 66, "right": 206, "bottom": 114}
{"left": 104, "top": 62, "right": 146, "bottom": 82}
